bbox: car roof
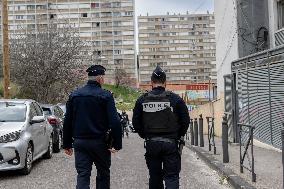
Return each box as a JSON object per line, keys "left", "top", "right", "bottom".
{"left": 0, "top": 99, "right": 35, "bottom": 104}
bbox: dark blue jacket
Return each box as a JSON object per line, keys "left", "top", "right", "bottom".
{"left": 63, "top": 80, "right": 122, "bottom": 150}
{"left": 132, "top": 86, "right": 190, "bottom": 139}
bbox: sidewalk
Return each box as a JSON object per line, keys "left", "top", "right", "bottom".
{"left": 185, "top": 136, "right": 282, "bottom": 189}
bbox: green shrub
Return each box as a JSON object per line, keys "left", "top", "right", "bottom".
{"left": 103, "top": 84, "right": 143, "bottom": 111}
{"left": 0, "top": 80, "right": 20, "bottom": 99}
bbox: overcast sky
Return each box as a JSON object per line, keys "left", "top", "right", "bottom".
{"left": 135, "top": 0, "right": 214, "bottom": 16}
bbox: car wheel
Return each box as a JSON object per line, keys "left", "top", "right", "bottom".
{"left": 53, "top": 133, "right": 62, "bottom": 153}
{"left": 20, "top": 143, "right": 33, "bottom": 175}
{"left": 43, "top": 135, "right": 53, "bottom": 159}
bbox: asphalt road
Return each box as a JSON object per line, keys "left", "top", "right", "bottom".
{"left": 0, "top": 134, "right": 231, "bottom": 189}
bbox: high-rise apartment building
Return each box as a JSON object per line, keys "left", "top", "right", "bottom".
{"left": 0, "top": 0, "right": 137, "bottom": 84}
{"left": 138, "top": 13, "right": 216, "bottom": 85}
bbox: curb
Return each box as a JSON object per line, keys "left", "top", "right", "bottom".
{"left": 185, "top": 142, "right": 256, "bottom": 189}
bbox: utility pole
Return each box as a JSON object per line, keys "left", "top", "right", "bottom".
{"left": 2, "top": 0, "right": 10, "bottom": 98}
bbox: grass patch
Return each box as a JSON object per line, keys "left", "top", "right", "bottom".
{"left": 0, "top": 80, "right": 20, "bottom": 98}
{"left": 103, "top": 84, "right": 143, "bottom": 111}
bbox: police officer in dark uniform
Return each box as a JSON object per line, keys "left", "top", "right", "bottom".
{"left": 63, "top": 65, "right": 122, "bottom": 189}
{"left": 132, "top": 66, "right": 190, "bottom": 189}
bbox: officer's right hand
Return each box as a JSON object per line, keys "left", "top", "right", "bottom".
{"left": 108, "top": 148, "right": 119, "bottom": 153}
{"left": 64, "top": 148, "right": 73, "bottom": 156}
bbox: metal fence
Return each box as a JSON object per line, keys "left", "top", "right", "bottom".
{"left": 227, "top": 45, "right": 284, "bottom": 148}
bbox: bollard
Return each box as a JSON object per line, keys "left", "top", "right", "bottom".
{"left": 281, "top": 129, "right": 284, "bottom": 187}
{"left": 222, "top": 115, "right": 229, "bottom": 163}
{"left": 190, "top": 119, "right": 194, "bottom": 145}
{"left": 207, "top": 117, "right": 211, "bottom": 151}
{"left": 199, "top": 114, "right": 204, "bottom": 147}
{"left": 212, "top": 118, "right": 217, "bottom": 155}
{"left": 194, "top": 118, "right": 198, "bottom": 146}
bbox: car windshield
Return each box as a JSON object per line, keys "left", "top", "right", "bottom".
{"left": 0, "top": 102, "right": 27, "bottom": 122}
{"left": 42, "top": 107, "right": 52, "bottom": 116}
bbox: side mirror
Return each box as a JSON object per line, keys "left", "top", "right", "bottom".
{"left": 30, "top": 116, "right": 45, "bottom": 124}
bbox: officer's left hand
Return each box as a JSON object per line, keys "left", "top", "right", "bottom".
{"left": 108, "top": 148, "right": 119, "bottom": 153}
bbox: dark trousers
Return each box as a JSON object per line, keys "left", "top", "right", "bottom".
{"left": 74, "top": 139, "right": 111, "bottom": 189}
{"left": 145, "top": 140, "right": 181, "bottom": 189}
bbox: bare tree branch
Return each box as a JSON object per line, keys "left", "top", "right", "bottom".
{"left": 10, "top": 23, "right": 86, "bottom": 103}
{"left": 114, "top": 68, "right": 131, "bottom": 88}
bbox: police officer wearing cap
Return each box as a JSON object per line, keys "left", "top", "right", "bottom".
{"left": 132, "top": 66, "right": 190, "bottom": 189}
{"left": 63, "top": 65, "right": 122, "bottom": 189}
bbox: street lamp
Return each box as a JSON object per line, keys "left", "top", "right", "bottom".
{"left": 208, "top": 75, "right": 212, "bottom": 102}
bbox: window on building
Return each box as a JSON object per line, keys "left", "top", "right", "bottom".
{"left": 101, "top": 3, "right": 111, "bottom": 8}
{"left": 27, "top": 5, "right": 35, "bottom": 10}
{"left": 27, "top": 24, "right": 35, "bottom": 29}
{"left": 27, "top": 15, "right": 35, "bottom": 20}
{"left": 16, "top": 15, "right": 24, "bottom": 20}
{"left": 82, "top": 13, "right": 88, "bottom": 18}
{"left": 113, "top": 12, "right": 121, "bottom": 17}
{"left": 50, "top": 14, "right": 55, "bottom": 19}
{"left": 37, "top": 5, "right": 46, "bottom": 10}
{"left": 125, "top": 11, "right": 133, "bottom": 16}
{"left": 91, "top": 3, "right": 100, "bottom": 8}
{"left": 113, "top": 21, "right": 121, "bottom": 26}
{"left": 112, "top": 2, "right": 121, "bottom": 8}
{"left": 114, "top": 50, "right": 121, "bottom": 55}
{"left": 92, "top": 13, "right": 100, "bottom": 18}
{"left": 278, "top": 0, "right": 284, "bottom": 29}
{"left": 114, "top": 31, "right": 122, "bottom": 35}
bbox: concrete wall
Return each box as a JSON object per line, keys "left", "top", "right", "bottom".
{"left": 215, "top": 0, "right": 239, "bottom": 97}
{"left": 237, "top": 0, "right": 270, "bottom": 57}
{"left": 189, "top": 96, "right": 224, "bottom": 137}
{"left": 268, "top": 0, "right": 279, "bottom": 48}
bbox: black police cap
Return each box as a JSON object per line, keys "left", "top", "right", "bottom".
{"left": 151, "top": 65, "right": 166, "bottom": 82}
{"left": 86, "top": 65, "right": 106, "bottom": 76}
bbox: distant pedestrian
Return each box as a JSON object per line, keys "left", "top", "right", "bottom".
{"left": 121, "top": 111, "right": 129, "bottom": 138}
{"left": 63, "top": 65, "right": 122, "bottom": 189}
{"left": 132, "top": 66, "right": 190, "bottom": 189}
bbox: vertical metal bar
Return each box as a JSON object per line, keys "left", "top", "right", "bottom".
{"left": 190, "top": 119, "right": 194, "bottom": 145}
{"left": 207, "top": 117, "right": 211, "bottom": 151}
{"left": 213, "top": 118, "right": 216, "bottom": 154}
{"left": 246, "top": 62, "right": 251, "bottom": 125}
{"left": 239, "top": 124, "right": 243, "bottom": 173}
{"left": 199, "top": 114, "right": 204, "bottom": 147}
{"left": 251, "top": 127, "right": 256, "bottom": 182}
{"left": 233, "top": 73, "right": 240, "bottom": 143}
{"left": 281, "top": 129, "right": 284, "bottom": 189}
{"left": 222, "top": 115, "right": 229, "bottom": 163}
{"left": 194, "top": 118, "right": 198, "bottom": 146}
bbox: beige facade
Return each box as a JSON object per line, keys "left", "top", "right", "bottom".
{"left": 0, "top": 0, "right": 137, "bottom": 84}
{"left": 138, "top": 13, "right": 216, "bottom": 85}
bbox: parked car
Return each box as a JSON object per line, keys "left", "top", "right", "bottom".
{"left": 40, "top": 104, "right": 64, "bottom": 153}
{"left": 0, "top": 99, "right": 53, "bottom": 175}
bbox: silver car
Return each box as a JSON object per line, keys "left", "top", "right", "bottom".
{"left": 0, "top": 99, "right": 53, "bottom": 175}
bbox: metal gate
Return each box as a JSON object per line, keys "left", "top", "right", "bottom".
{"left": 224, "top": 74, "right": 236, "bottom": 142}
{"left": 231, "top": 45, "right": 284, "bottom": 148}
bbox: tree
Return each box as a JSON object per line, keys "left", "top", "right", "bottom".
{"left": 0, "top": 53, "right": 3, "bottom": 79}
{"left": 114, "top": 68, "right": 131, "bottom": 88}
{"left": 10, "top": 24, "right": 86, "bottom": 103}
